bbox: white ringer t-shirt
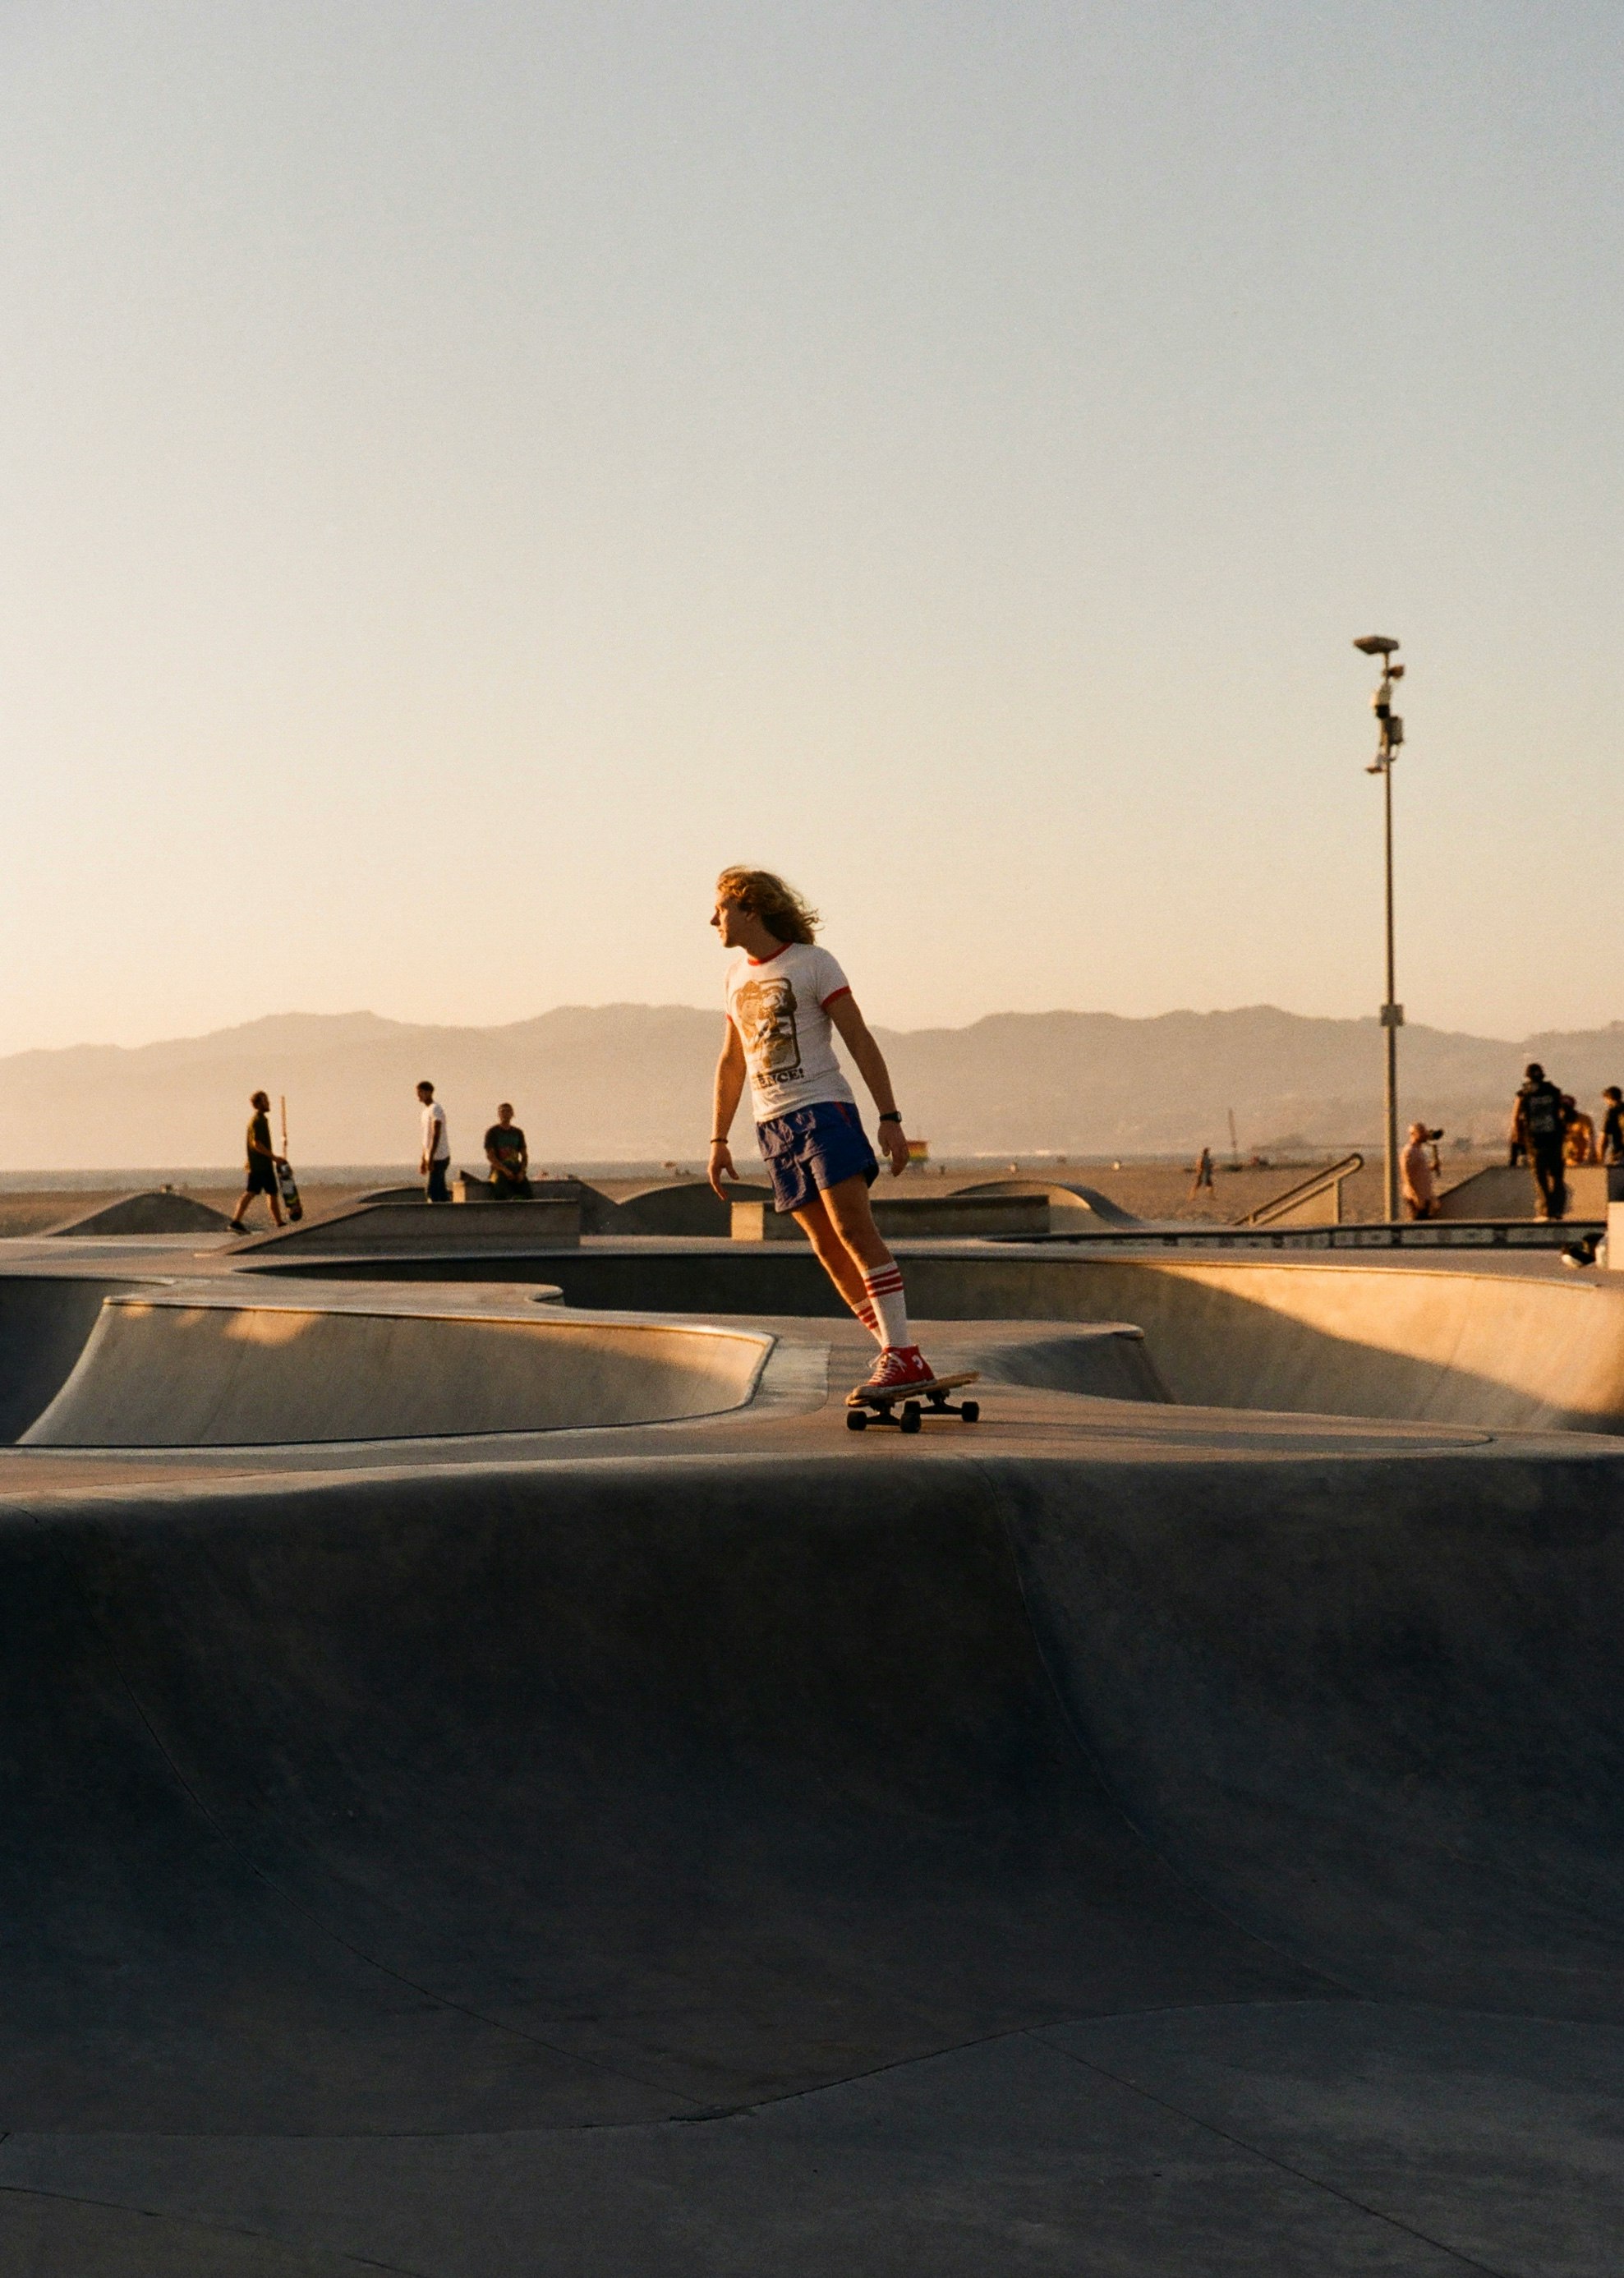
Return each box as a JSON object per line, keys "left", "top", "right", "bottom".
{"left": 725, "top": 943, "right": 857, "bottom": 1122}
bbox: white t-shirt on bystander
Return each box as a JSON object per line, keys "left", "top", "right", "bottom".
{"left": 421, "top": 1100, "right": 449, "bottom": 1162}
{"left": 725, "top": 942, "right": 857, "bottom": 1122}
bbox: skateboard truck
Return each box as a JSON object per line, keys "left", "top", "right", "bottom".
{"left": 846, "top": 1371, "right": 981, "bottom": 1435}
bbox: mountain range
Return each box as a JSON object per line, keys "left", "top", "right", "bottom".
{"left": 6, "top": 1003, "right": 1624, "bottom": 1172}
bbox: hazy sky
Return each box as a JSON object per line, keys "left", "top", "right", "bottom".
{"left": 2, "top": 0, "right": 1621, "bottom": 1053}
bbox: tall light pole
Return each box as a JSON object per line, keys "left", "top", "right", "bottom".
{"left": 1354, "top": 634, "right": 1405, "bottom": 1218}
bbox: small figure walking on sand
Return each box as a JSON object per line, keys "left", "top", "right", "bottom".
{"left": 706, "top": 867, "right": 938, "bottom": 1403}
{"left": 228, "top": 1089, "right": 287, "bottom": 1233}
{"left": 1189, "top": 1146, "right": 1215, "bottom": 1199}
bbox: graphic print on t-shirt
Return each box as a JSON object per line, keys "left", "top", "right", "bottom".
{"left": 726, "top": 942, "right": 856, "bottom": 1119}
{"left": 734, "top": 974, "right": 803, "bottom": 1088}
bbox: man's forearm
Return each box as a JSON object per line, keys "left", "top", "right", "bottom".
{"left": 847, "top": 1032, "right": 898, "bottom": 1118}
{"left": 712, "top": 1055, "right": 745, "bottom": 1139}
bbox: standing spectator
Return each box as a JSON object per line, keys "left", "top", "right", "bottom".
{"left": 1401, "top": 1122, "right": 1438, "bottom": 1220}
{"left": 484, "top": 1102, "right": 532, "bottom": 1199}
{"left": 1510, "top": 1063, "right": 1571, "bottom": 1221}
{"left": 1563, "top": 1096, "right": 1598, "bottom": 1167}
{"left": 417, "top": 1080, "right": 451, "bottom": 1204}
{"left": 1188, "top": 1145, "right": 1215, "bottom": 1199}
{"left": 228, "top": 1089, "right": 286, "bottom": 1233}
{"left": 1597, "top": 1086, "right": 1624, "bottom": 1210}
{"left": 1601, "top": 1087, "right": 1624, "bottom": 1166}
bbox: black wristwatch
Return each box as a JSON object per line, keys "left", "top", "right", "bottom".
{"left": 878, "top": 1111, "right": 903, "bottom": 1124}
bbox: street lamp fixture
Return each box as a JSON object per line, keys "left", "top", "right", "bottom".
{"left": 1354, "top": 636, "right": 1405, "bottom": 1218}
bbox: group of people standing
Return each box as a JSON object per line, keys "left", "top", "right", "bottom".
{"left": 1400, "top": 1065, "right": 1623, "bottom": 1224}
{"left": 1507, "top": 1063, "right": 1624, "bottom": 1223}
{"left": 229, "top": 1086, "right": 536, "bottom": 1231}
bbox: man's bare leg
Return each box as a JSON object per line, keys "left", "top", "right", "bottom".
{"left": 816, "top": 1173, "right": 892, "bottom": 1269}
{"left": 793, "top": 1185, "right": 878, "bottom": 1328}
{"left": 803, "top": 1174, "right": 927, "bottom": 1369}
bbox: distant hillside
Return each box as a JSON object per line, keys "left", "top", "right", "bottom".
{"left": 3, "top": 1003, "right": 1624, "bottom": 1170}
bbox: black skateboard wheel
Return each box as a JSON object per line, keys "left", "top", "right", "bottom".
{"left": 846, "top": 1407, "right": 868, "bottom": 1431}
{"left": 959, "top": 1400, "right": 980, "bottom": 1424}
{"left": 899, "top": 1402, "right": 922, "bottom": 1434}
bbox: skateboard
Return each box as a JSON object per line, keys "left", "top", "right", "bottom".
{"left": 276, "top": 1095, "right": 304, "bottom": 1222}
{"left": 845, "top": 1371, "right": 980, "bottom": 1434}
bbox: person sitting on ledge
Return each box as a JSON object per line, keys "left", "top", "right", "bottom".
{"left": 706, "top": 864, "right": 938, "bottom": 1404}
{"left": 484, "top": 1102, "right": 532, "bottom": 1199}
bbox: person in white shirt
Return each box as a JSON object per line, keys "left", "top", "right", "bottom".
{"left": 416, "top": 1079, "right": 451, "bottom": 1204}
{"left": 706, "top": 866, "right": 938, "bottom": 1401}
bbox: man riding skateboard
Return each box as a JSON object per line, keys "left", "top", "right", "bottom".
{"left": 706, "top": 866, "right": 940, "bottom": 1403}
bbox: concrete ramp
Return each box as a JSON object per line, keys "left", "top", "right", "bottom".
{"left": 954, "top": 1177, "right": 1142, "bottom": 1225}
{"left": 0, "top": 1275, "right": 146, "bottom": 1439}
{"left": 233, "top": 1195, "right": 582, "bottom": 1254}
{"left": 46, "top": 1189, "right": 236, "bottom": 1236}
{"left": 0, "top": 1436, "right": 1621, "bottom": 2158}
{"left": 24, "top": 1294, "right": 769, "bottom": 1446}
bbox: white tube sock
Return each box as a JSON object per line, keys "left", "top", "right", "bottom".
{"left": 861, "top": 1263, "right": 909, "bottom": 1351}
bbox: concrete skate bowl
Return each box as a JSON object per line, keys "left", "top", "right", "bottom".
{"left": 260, "top": 1241, "right": 1624, "bottom": 1434}
{"left": 2, "top": 1444, "right": 1622, "bottom": 2224}
{"left": 21, "top": 1290, "right": 770, "bottom": 1447}
{"left": 0, "top": 1273, "right": 151, "bottom": 1440}
{"left": 890, "top": 1248, "right": 1624, "bottom": 1434}
{"left": 4, "top": 1248, "right": 1624, "bottom": 2263}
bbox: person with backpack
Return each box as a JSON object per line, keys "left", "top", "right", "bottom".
{"left": 1510, "top": 1063, "right": 1571, "bottom": 1221}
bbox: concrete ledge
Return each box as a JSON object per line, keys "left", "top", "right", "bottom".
{"left": 232, "top": 1197, "right": 582, "bottom": 1254}
{"left": 730, "top": 1191, "right": 1051, "bottom": 1240}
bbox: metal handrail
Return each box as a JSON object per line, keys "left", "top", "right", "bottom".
{"left": 1239, "top": 1152, "right": 1365, "bottom": 1228}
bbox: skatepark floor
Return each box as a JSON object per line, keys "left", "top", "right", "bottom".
{"left": 0, "top": 1237, "right": 1621, "bottom": 2272}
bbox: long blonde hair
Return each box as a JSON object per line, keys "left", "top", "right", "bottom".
{"left": 715, "top": 867, "right": 819, "bottom": 945}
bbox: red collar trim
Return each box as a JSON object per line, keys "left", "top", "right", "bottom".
{"left": 747, "top": 945, "right": 789, "bottom": 966}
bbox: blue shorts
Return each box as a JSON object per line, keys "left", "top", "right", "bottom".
{"left": 758, "top": 1100, "right": 879, "bottom": 1214}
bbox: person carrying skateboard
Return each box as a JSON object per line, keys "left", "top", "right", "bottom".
{"left": 228, "top": 1089, "right": 287, "bottom": 1233}
{"left": 706, "top": 866, "right": 939, "bottom": 1402}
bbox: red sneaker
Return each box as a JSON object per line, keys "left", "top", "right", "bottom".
{"left": 851, "top": 1346, "right": 937, "bottom": 1402}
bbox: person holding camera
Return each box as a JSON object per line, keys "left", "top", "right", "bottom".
{"left": 1401, "top": 1121, "right": 1441, "bottom": 1221}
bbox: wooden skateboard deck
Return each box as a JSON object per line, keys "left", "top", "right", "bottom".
{"left": 845, "top": 1370, "right": 980, "bottom": 1434}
